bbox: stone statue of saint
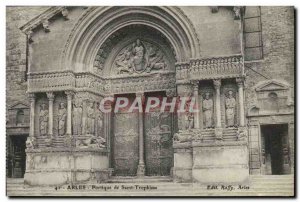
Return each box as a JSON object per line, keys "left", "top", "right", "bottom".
{"left": 185, "top": 112, "right": 194, "bottom": 130}
{"left": 58, "top": 103, "right": 67, "bottom": 136}
{"left": 203, "top": 92, "right": 213, "bottom": 129}
{"left": 225, "top": 90, "right": 236, "bottom": 127}
{"left": 73, "top": 99, "right": 83, "bottom": 135}
{"left": 86, "top": 102, "right": 95, "bottom": 135}
{"left": 97, "top": 113, "right": 104, "bottom": 137}
{"left": 39, "top": 103, "right": 48, "bottom": 136}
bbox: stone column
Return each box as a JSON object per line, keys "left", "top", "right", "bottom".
{"left": 28, "top": 93, "right": 35, "bottom": 137}
{"left": 136, "top": 92, "right": 145, "bottom": 177}
{"left": 66, "top": 91, "right": 73, "bottom": 136}
{"left": 46, "top": 92, "right": 55, "bottom": 136}
{"left": 236, "top": 78, "right": 245, "bottom": 127}
{"left": 104, "top": 95, "right": 113, "bottom": 167}
{"left": 213, "top": 79, "right": 222, "bottom": 139}
{"left": 192, "top": 81, "right": 200, "bottom": 129}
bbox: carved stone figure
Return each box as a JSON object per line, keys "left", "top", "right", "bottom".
{"left": 86, "top": 101, "right": 95, "bottom": 135}
{"left": 114, "top": 39, "right": 167, "bottom": 74}
{"left": 132, "top": 39, "right": 146, "bottom": 72}
{"left": 203, "top": 92, "right": 213, "bottom": 129}
{"left": 39, "top": 103, "right": 48, "bottom": 136}
{"left": 115, "top": 50, "right": 134, "bottom": 74}
{"left": 76, "top": 136, "right": 106, "bottom": 148}
{"left": 26, "top": 137, "right": 36, "bottom": 149}
{"left": 58, "top": 103, "right": 67, "bottom": 136}
{"left": 236, "top": 127, "right": 248, "bottom": 141}
{"left": 173, "top": 131, "right": 192, "bottom": 143}
{"left": 225, "top": 90, "right": 236, "bottom": 127}
{"left": 97, "top": 113, "right": 104, "bottom": 137}
{"left": 73, "top": 99, "right": 83, "bottom": 135}
{"left": 185, "top": 112, "right": 194, "bottom": 130}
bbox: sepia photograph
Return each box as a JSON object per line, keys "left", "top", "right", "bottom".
{"left": 5, "top": 4, "right": 295, "bottom": 197}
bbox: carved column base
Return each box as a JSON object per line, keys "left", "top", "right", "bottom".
{"left": 137, "top": 164, "right": 145, "bottom": 177}
{"left": 26, "top": 136, "right": 37, "bottom": 149}
{"left": 236, "top": 127, "right": 248, "bottom": 142}
{"left": 64, "top": 134, "right": 74, "bottom": 148}
{"left": 215, "top": 128, "right": 223, "bottom": 140}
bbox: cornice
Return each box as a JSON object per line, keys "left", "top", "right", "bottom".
{"left": 19, "top": 6, "right": 66, "bottom": 34}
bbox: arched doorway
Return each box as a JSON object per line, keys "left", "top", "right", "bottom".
{"left": 104, "top": 25, "right": 176, "bottom": 177}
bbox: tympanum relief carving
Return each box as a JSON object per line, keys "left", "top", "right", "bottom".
{"left": 113, "top": 39, "right": 168, "bottom": 75}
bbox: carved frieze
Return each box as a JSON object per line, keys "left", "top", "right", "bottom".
{"left": 176, "top": 55, "right": 244, "bottom": 81}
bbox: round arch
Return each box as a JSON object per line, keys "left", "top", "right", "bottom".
{"left": 62, "top": 6, "right": 200, "bottom": 72}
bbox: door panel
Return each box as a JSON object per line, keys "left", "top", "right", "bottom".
{"left": 112, "top": 98, "right": 139, "bottom": 176}
{"left": 145, "top": 111, "right": 173, "bottom": 176}
{"left": 10, "top": 136, "right": 27, "bottom": 178}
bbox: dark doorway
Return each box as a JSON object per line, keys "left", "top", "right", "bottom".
{"left": 7, "top": 135, "right": 27, "bottom": 178}
{"left": 261, "top": 124, "right": 290, "bottom": 175}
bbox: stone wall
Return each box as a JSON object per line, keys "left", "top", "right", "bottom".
{"left": 6, "top": 6, "right": 49, "bottom": 114}
{"left": 244, "top": 6, "right": 294, "bottom": 174}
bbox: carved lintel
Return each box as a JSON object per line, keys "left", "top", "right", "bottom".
{"left": 210, "top": 6, "right": 219, "bottom": 13}
{"left": 61, "top": 8, "right": 69, "bottom": 20}
{"left": 42, "top": 20, "right": 50, "bottom": 32}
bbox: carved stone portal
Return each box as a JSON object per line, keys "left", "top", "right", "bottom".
{"left": 114, "top": 39, "right": 168, "bottom": 75}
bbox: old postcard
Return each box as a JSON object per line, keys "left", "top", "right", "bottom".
{"left": 6, "top": 6, "right": 295, "bottom": 197}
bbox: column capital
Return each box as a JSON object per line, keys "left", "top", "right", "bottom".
{"left": 65, "top": 91, "right": 74, "bottom": 99}
{"left": 136, "top": 92, "right": 144, "bottom": 98}
{"left": 166, "top": 89, "right": 176, "bottom": 97}
{"left": 236, "top": 77, "right": 245, "bottom": 87}
{"left": 191, "top": 81, "right": 199, "bottom": 91}
{"left": 213, "top": 79, "right": 221, "bottom": 89}
{"left": 46, "top": 92, "right": 55, "bottom": 101}
{"left": 28, "top": 93, "right": 35, "bottom": 101}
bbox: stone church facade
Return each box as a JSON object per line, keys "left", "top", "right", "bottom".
{"left": 6, "top": 6, "right": 294, "bottom": 186}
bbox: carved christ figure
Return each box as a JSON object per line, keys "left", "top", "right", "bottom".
{"left": 73, "top": 99, "right": 83, "bottom": 135}
{"left": 203, "top": 92, "right": 213, "bottom": 129}
{"left": 225, "top": 90, "right": 236, "bottom": 127}
{"left": 86, "top": 102, "right": 95, "bottom": 135}
{"left": 58, "top": 103, "right": 67, "bottom": 136}
{"left": 132, "top": 39, "right": 146, "bottom": 71}
{"left": 39, "top": 103, "right": 48, "bottom": 136}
